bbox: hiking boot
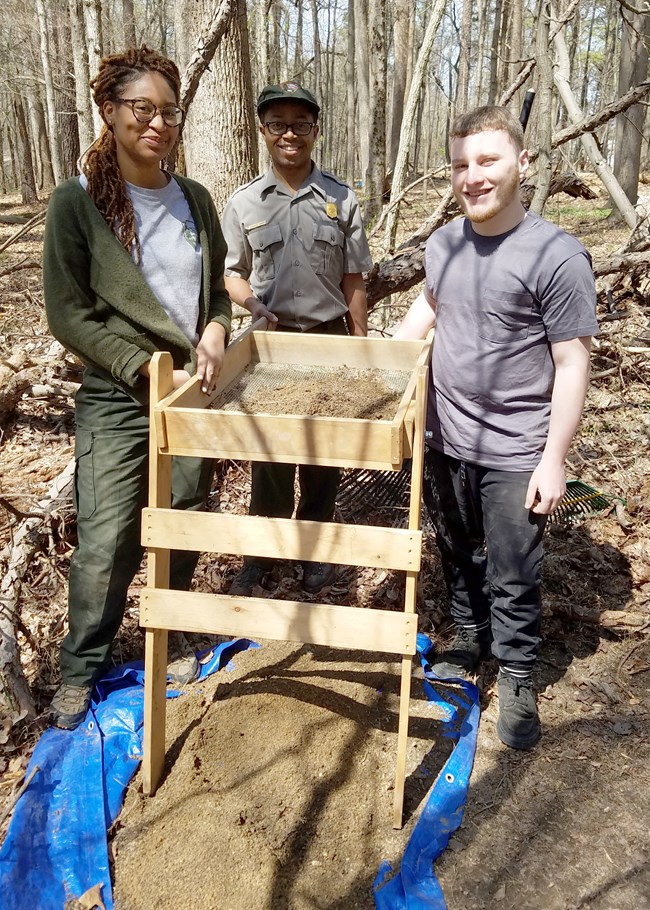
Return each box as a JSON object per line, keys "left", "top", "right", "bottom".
{"left": 167, "top": 631, "right": 200, "bottom": 685}
{"left": 430, "top": 626, "right": 492, "bottom": 679}
{"left": 496, "top": 670, "right": 541, "bottom": 750}
{"left": 228, "top": 560, "right": 269, "bottom": 596}
{"left": 302, "top": 561, "right": 337, "bottom": 594}
{"left": 50, "top": 683, "right": 93, "bottom": 730}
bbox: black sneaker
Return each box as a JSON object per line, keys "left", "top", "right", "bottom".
{"left": 496, "top": 671, "right": 541, "bottom": 749}
{"left": 430, "top": 626, "right": 491, "bottom": 679}
{"left": 50, "top": 683, "right": 93, "bottom": 730}
{"left": 167, "top": 631, "right": 200, "bottom": 685}
{"left": 302, "top": 561, "right": 337, "bottom": 594}
{"left": 228, "top": 561, "right": 268, "bottom": 596}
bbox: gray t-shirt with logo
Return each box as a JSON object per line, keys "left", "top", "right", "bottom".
{"left": 424, "top": 211, "right": 599, "bottom": 471}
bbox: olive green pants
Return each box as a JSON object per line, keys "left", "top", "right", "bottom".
{"left": 60, "top": 370, "right": 214, "bottom": 686}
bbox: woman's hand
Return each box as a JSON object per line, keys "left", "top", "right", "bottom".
{"left": 196, "top": 322, "right": 227, "bottom": 394}
{"left": 246, "top": 296, "right": 278, "bottom": 329}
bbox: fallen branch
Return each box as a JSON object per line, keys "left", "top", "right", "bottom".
{"left": 0, "top": 458, "right": 75, "bottom": 726}
{"left": 0, "top": 211, "right": 46, "bottom": 256}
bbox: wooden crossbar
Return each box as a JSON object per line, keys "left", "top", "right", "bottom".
{"left": 140, "top": 588, "right": 417, "bottom": 655}
{"left": 142, "top": 508, "right": 422, "bottom": 571}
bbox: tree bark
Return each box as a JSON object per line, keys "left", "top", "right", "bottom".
{"left": 13, "top": 96, "right": 38, "bottom": 205}
{"left": 122, "top": 0, "right": 137, "bottom": 47}
{"left": 365, "top": 0, "right": 387, "bottom": 222}
{"left": 35, "top": 0, "right": 63, "bottom": 184}
{"left": 354, "top": 0, "right": 371, "bottom": 194}
{"left": 345, "top": 0, "right": 356, "bottom": 183}
{"left": 384, "top": 0, "right": 447, "bottom": 251}
{"left": 613, "top": 9, "right": 648, "bottom": 206}
{"left": 388, "top": 0, "right": 412, "bottom": 172}
{"left": 530, "top": 0, "right": 553, "bottom": 214}
{"left": 456, "top": 0, "right": 473, "bottom": 111}
{"left": 178, "top": 0, "right": 256, "bottom": 212}
{"left": 68, "top": 0, "right": 96, "bottom": 154}
{"left": 82, "top": 0, "right": 104, "bottom": 138}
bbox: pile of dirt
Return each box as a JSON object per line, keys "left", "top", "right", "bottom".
{"left": 214, "top": 363, "right": 407, "bottom": 420}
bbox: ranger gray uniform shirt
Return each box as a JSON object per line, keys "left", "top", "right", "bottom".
{"left": 222, "top": 164, "right": 372, "bottom": 331}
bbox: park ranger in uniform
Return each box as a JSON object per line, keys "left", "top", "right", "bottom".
{"left": 222, "top": 81, "right": 372, "bottom": 596}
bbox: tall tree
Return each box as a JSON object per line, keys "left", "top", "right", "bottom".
{"left": 177, "top": 0, "right": 257, "bottom": 211}
{"left": 68, "top": 0, "right": 96, "bottom": 154}
{"left": 388, "top": 0, "right": 413, "bottom": 172}
{"left": 365, "top": 0, "right": 387, "bottom": 221}
{"left": 13, "top": 94, "right": 38, "bottom": 204}
{"left": 613, "top": 6, "right": 648, "bottom": 206}
{"left": 35, "top": 0, "right": 63, "bottom": 184}
{"left": 354, "top": 0, "right": 370, "bottom": 193}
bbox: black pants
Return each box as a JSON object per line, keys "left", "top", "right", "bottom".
{"left": 422, "top": 447, "right": 547, "bottom": 673}
{"left": 247, "top": 316, "right": 347, "bottom": 532}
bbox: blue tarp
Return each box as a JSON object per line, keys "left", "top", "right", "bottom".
{"left": 373, "top": 634, "right": 480, "bottom": 909}
{"left": 0, "top": 639, "right": 258, "bottom": 910}
{"left": 0, "top": 634, "right": 479, "bottom": 910}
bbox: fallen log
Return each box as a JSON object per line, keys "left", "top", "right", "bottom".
{"left": 366, "top": 175, "right": 598, "bottom": 306}
{"left": 0, "top": 458, "right": 75, "bottom": 727}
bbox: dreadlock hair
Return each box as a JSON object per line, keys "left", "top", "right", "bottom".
{"left": 84, "top": 46, "right": 181, "bottom": 261}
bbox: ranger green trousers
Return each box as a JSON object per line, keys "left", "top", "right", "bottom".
{"left": 60, "top": 370, "right": 214, "bottom": 686}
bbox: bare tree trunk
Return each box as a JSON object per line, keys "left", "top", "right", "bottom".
{"left": 487, "top": 0, "right": 503, "bottom": 104}
{"left": 365, "top": 0, "right": 386, "bottom": 222}
{"left": 552, "top": 6, "right": 637, "bottom": 228}
{"left": 476, "top": 0, "right": 489, "bottom": 104}
{"left": 384, "top": 0, "right": 447, "bottom": 251}
{"left": 29, "top": 93, "right": 55, "bottom": 190}
{"left": 83, "top": 0, "right": 104, "bottom": 137}
{"left": 613, "top": 9, "right": 648, "bottom": 207}
{"left": 13, "top": 96, "right": 38, "bottom": 204}
{"left": 509, "top": 0, "right": 524, "bottom": 112}
{"left": 345, "top": 0, "right": 356, "bottom": 183}
{"left": 354, "top": 0, "right": 370, "bottom": 193}
{"left": 388, "top": 0, "right": 412, "bottom": 172}
{"left": 35, "top": 0, "right": 63, "bottom": 184}
{"left": 530, "top": 0, "right": 553, "bottom": 214}
{"left": 68, "top": 0, "right": 96, "bottom": 154}
{"left": 56, "top": 13, "right": 81, "bottom": 179}
{"left": 456, "top": 0, "right": 473, "bottom": 111}
{"left": 0, "top": 129, "right": 7, "bottom": 194}
{"left": 178, "top": 0, "right": 257, "bottom": 212}
{"left": 122, "top": 0, "right": 137, "bottom": 46}
{"left": 293, "top": 0, "right": 303, "bottom": 75}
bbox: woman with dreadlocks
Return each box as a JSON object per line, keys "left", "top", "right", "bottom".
{"left": 43, "top": 46, "right": 231, "bottom": 730}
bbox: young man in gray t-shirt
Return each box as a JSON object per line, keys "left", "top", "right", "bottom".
{"left": 396, "top": 105, "right": 598, "bottom": 750}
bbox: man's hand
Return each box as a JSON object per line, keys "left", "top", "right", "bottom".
{"left": 196, "top": 322, "right": 227, "bottom": 394}
{"left": 525, "top": 459, "right": 566, "bottom": 514}
{"left": 245, "top": 295, "right": 278, "bottom": 329}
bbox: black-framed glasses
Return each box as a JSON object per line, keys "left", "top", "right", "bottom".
{"left": 263, "top": 120, "right": 317, "bottom": 136}
{"left": 114, "top": 97, "right": 184, "bottom": 127}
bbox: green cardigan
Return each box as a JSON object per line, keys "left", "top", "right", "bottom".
{"left": 43, "top": 173, "right": 232, "bottom": 404}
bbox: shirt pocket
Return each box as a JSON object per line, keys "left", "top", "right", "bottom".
{"left": 248, "top": 224, "right": 283, "bottom": 282}
{"left": 477, "top": 288, "right": 536, "bottom": 344}
{"left": 311, "top": 222, "right": 345, "bottom": 276}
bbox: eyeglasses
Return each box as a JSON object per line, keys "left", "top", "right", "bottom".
{"left": 114, "top": 97, "right": 184, "bottom": 127}
{"left": 263, "top": 121, "right": 317, "bottom": 136}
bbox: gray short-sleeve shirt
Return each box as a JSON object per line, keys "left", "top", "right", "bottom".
{"left": 424, "top": 211, "right": 599, "bottom": 471}
{"left": 222, "top": 165, "right": 372, "bottom": 330}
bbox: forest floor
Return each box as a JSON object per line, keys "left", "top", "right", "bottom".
{"left": 0, "top": 180, "right": 649, "bottom": 910}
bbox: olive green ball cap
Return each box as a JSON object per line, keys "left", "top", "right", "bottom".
{"left": 257, "top": 82, "right": 320, "bottom": 117}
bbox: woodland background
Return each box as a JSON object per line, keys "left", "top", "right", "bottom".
{"left": 0, "top": 4, "right": 650, "bottom": 907}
